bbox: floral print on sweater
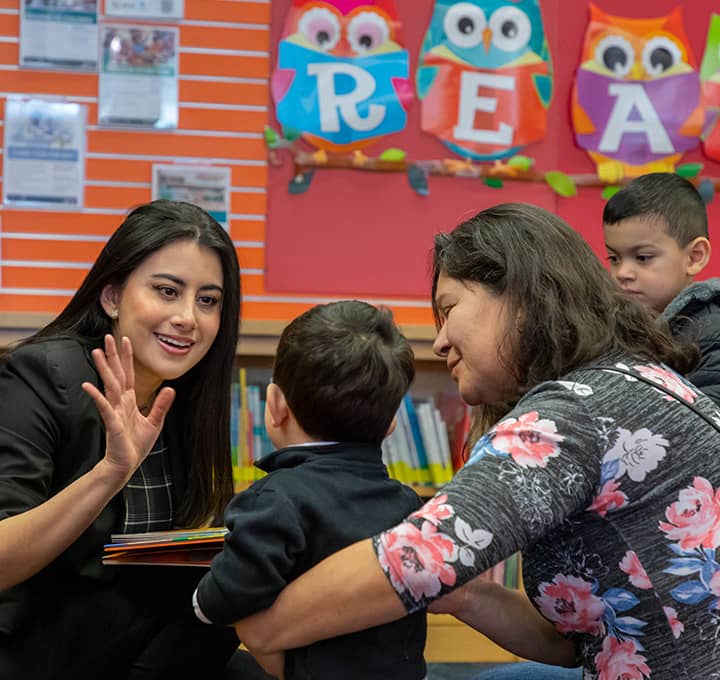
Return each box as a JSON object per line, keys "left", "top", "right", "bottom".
{"left": 372, "top": 359, "right": 720, "bottom": 679}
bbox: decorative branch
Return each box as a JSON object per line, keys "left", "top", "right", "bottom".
{"left": 266, "top": 127, "right": 715, "bottom": 202}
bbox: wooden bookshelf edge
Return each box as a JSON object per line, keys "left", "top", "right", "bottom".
{"left": 0, "top": 313, "right": 443, "bottom": 361}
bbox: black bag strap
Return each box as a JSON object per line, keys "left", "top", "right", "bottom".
{"left": 591, "top": 364, "right": 720, "bottom": 435}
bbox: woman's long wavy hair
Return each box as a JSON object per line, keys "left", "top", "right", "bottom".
{"left": 14, "top": 200, "right": 240, "bottom": 526}
{"left": 431, "top": 202, "right": 700, "bottom": 439}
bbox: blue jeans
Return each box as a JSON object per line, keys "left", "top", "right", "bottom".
{"left": 472, "top": 662, "right": 583, "bottom": 679}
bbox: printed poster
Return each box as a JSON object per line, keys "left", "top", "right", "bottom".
{"left": 104, "top": 0, "right": 184, "bottom": 20}
{"left": 152, "top": 165, "right": 231, "bottom": 229}
{"left": 99, "top": 24, "right": 179, "bottom": 129}
{"left": 20, "top": 0, "right": 98, "bottom": 71}
{"left": 2, "top": 97, "right": 87, "bottom": 209}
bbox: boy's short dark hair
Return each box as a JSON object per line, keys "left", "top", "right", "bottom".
{"left": 603, "top": 172, "right": 708, "bottom": 246}
{"left": 272, "top": 300, "right": 415, "bottom": 445}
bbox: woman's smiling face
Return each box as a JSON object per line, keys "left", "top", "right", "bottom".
{"left": 100, "top": 239, "right": 224, "bottom": 403}
{"left": 432, "top": 272, "right": 517, "bottom": 406}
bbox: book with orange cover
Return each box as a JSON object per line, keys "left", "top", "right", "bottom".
{"left": 103, "top": 527, "right": 227, "bottom": 567}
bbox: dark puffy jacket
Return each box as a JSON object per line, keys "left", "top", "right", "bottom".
{"left": 661, "top": 277, "right": 720, "bottom": 407}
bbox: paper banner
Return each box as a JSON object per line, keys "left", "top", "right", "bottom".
{"left": 271, "top": 0, "right": 411, "bottom": 153}
{"left": 571, "top": 5, "right": 703, "bottom": 181}
{"left": 416, "top": 0, "right": 552, "bottom": 161}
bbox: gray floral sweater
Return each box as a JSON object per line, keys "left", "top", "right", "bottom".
{"left": 373, "top": 356, "right": 720, "bottom": 680}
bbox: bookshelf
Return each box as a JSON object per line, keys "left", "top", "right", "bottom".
{"left": 0, "top": 311, "right": 519, "bottom": 665}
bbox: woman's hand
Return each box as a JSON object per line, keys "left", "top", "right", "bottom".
{"left": 430, "top": 574, "right": 577, "bottom": 667}
{"left": 82, "top": 335, "right": 175, "bottom": 483}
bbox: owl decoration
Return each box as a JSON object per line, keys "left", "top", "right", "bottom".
{"left": 416, "top": 0, "right": 553, "bottom": 161}
{"left": 572, "top": 5, "right": 704, "bottom": 183}
{"left": 271, "top": 0, "right": 412, "bottom": 153}
{"left": 699, "top": 14, "right": 720, "bottom": 162}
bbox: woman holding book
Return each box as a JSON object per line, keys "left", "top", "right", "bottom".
{"left": 0, "top": 200, "right": 243, "bottom": 679}
{"left": 235, "top": 203, "right": 720, "bottom": 678}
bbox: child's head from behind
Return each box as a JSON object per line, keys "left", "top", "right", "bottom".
{"left": 603, "top": 172, "right": 710, "bottom": 314}
{"left": 270, "top": 300, "right": 415, "bottom": 446}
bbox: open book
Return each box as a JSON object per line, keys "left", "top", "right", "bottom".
{"left": 103, "top": 527, "right": 228, "bottom": 567}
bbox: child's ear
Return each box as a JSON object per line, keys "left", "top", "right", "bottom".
{"left": 266, "top": 383, "right": 289, "bottom": 428}
{"left": 385, "top": 416, "right": 398, "bottom": 438}
{"left": 686, "top": 237, "right": 712, "bottom": 276}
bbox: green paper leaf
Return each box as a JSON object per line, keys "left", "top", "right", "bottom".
{"left": 379, "top": 148, "right": 406, "bottom": 162}
{"left": 544, "top": 171, "right": 576, "bottom": 197}
{"left": 506, "top": 155, "right": 534, "bottom": 171}
{"left": 281, "top": 125, "right": 302, "bottom": 142}
{"left": 288, "top": 170, "right": 314, "bottom": 195}
{"left": 602, "top": 185, "right": 621, "bottom": 200}
{"left": 676, "top": 163, "right": 704, "bottom": 179}
{"left": 484, "top": 177, "right": 503, "bottom": 189}
{"left": 263, "top": 125, "right": 279, "bottom": 147}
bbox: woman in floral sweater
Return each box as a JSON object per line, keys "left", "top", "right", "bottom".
{"left": 238, "top": 203, "right": 719, "bottom": 679}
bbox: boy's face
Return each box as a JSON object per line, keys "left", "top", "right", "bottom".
{"left": 604, "top": 217, "right": 698, "bottom": 315}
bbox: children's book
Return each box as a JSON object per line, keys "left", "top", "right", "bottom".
{"left": 102, "top": 527, "right": 228, "bottom": 567}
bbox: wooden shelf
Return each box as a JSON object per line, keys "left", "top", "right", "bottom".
{"left": 0, "top": 312, "right": 444, "bottom": 362}
{"left": 425, "top": 614, "right": 520, "bottom": 663}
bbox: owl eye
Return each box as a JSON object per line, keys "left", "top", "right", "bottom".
{"left": 443, "top": 2, "right": 487, "bottom": 49}
{"left": 488, "top": 6, "right": 531, "bottom": 53}
{"left": 642, "top": 36, "right": 683, "bottom": 77}
{"left": 595, "top": 35, "right": 634, "bottom": 78}
{"left": 347, "top": 11, "right": 390, "bottom": 54}
{"left": 297, "top": 7, "right": 341, "bottom": 52}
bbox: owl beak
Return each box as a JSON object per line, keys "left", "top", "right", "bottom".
{"left": 483, "top": 27, "right": 492, "bottom": 54}
{"left": 630, "top": 62, "right": 644, "bottom": 80}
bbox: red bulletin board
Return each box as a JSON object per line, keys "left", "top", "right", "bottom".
{"left": 265, "top": 0, "right": 720, "bottom": 304}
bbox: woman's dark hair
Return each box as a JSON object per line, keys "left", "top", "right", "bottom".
{"left": 432, "top": 203, "right": 699, "bottom": 431}
{"left": 272, "top": 300, "right": 415, "bottom": 445}
{"left": 18, "top": 200, "right": 240, "bottom": 526}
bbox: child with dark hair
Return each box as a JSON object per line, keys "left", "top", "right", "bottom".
{"left": 193, "top": 300, "right": 427, "bottom": 680}
{"left": 604, "top": 172, "right": 720, "bottom": 404}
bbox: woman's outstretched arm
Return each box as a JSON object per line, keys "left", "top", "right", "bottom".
{"left": 235, "top": 539, "right": 404, "bottom": 653}
{"left": 0, "top": 336, "right": 174, "bottom": 591}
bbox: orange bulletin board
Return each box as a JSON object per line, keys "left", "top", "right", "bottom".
{"left": 0, "top": 0, "right": 302, "bottom": 324}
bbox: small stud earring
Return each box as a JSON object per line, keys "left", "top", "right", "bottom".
{"left": 110, "top": 309, "right": 119, "bottom": 319}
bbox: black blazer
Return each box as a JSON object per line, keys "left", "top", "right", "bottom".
{"left": 0, "top": 337, "right": 190, "bottom": 635}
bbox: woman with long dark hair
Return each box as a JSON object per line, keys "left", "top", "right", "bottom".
{"left": 0, "top": 200, "right": 241, "bottom": 679}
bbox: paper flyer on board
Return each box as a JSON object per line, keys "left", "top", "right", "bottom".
{"left": 152, "top": 164, "right": 231, "bottom": 228}
{"left": 3, "top": 97, "right": 87, "bottom": 209}
{"left": 98, "top": 23, "right": 179, "bottom": 129}
{"left": 20, "top": 0, "right": 98, "bottom": 71}
{"left": 105, "top": 0, "right": 184, "bottom": 20}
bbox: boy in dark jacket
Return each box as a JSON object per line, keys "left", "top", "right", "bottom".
{"left": 193, "top": 300, "right": 427, "bottom": 680}
{"left": 603, "top": 172, "right": 720, "bottom": 406}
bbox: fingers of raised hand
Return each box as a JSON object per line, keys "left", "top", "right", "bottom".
{"left": 82, "top": 381, "right": 120, "bottom": 432}
{"left": 104, "top": 334, "right": 128, "bottom": 391}
{"left": 119, "top": 336, "right": 135, "bottom": 390}
{"left": 146, "top": 387, "right": 176, "bottom": 430}
{"left": 89, "top": 335, "right": 126, "bottom": 404}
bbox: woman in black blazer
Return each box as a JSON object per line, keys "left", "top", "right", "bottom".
{"left": 0, "top": 200, "right": 242, "bottom": 680}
